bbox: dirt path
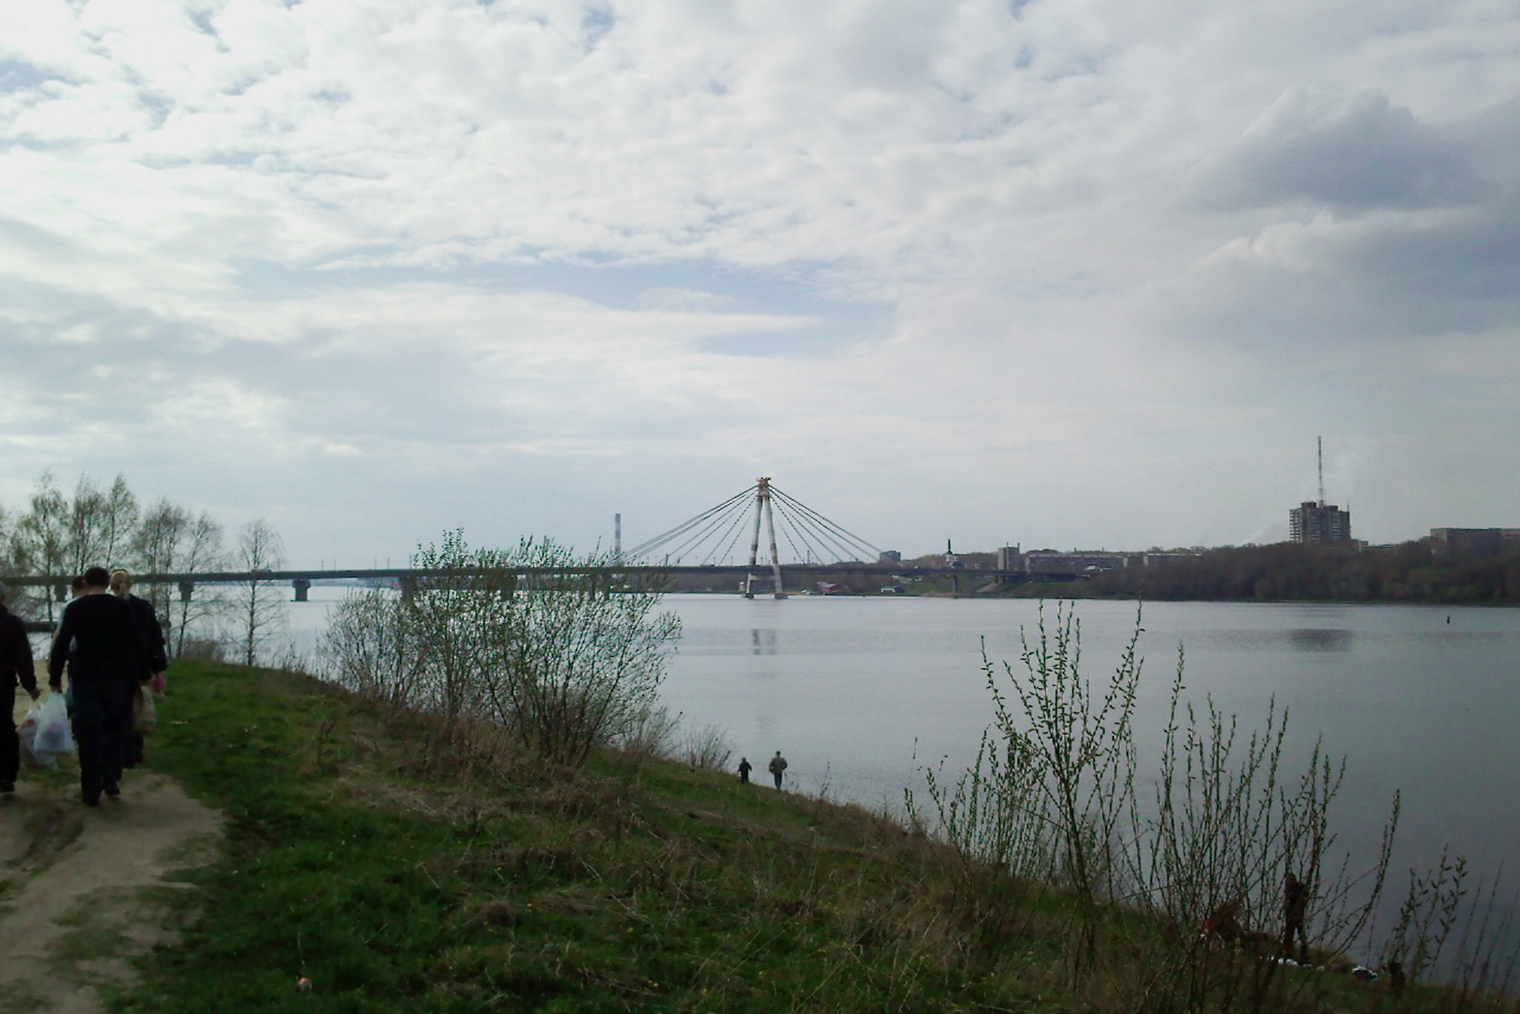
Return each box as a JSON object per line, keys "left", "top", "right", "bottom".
{"left": 2, "top": 691, "right": 222, "bottom": 1014}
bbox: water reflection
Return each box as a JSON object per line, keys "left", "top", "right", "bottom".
{"left": 1288, "top": 627, "right": 1353, "bottom": 652}
{"left": 750, "top": 629, "right": 778, "bottom": 655}
{"left": 1198, "top": 628, "right": 1354, "bottom": 652}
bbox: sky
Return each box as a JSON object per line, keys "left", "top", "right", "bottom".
{"left": 2, "top": 0, "right": 1518, "bottom": 568}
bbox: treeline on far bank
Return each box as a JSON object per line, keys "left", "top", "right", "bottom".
{"left": 1054, "top": 541, "right": 1520, "bottom": 605}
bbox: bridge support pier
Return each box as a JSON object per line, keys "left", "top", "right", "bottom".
{"left": 54, "top": 582, "right": 67, "bottom": 603}
{"left": 178, "top": 581, "right": 195, "bottom": 603}
{"left": 398, "top": 575, "right": 417, "bottom": 601}
{"left": 292, "top": 579, "right": 312, "bottom": 602}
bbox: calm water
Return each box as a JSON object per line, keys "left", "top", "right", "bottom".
{"left": 289, "top": 590, "right": 1520, "bottom": 949}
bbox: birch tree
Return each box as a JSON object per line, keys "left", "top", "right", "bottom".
{"left": 14, "top": 472, "right": 70, "bottom": 621}
{"left": 235, "top": 518, "right": 287, "bottom": 666}
{"left": 136, "top": 498, "right": 230, "bottom": 657}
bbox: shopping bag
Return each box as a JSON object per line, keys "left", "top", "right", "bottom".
{"left": 30, "top": 693, "right": 75, "bottom": 756}
{"left": 17, "top": 704, "right": 57, "bottom": 769}
{"left": 19, "top": 736, "right": 57, "bottom": 769}
{"left": 133, "top": 686, "right": 158, "bottom": 734}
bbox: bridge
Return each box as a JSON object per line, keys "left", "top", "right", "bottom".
{"left": 6, "top": 479, "right": 1033, "bottom": 605}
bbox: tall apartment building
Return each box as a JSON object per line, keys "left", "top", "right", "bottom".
{"left": 1289, "top": 501, "right": 1352, "bottom": 544}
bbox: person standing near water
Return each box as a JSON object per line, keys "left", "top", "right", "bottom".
{"left": 0, "top": 582, "right": 41, "bottom": 793}
{"left": 1283, "top": 871, "right": 1310, "bottom": 963}
{"left": 768, "top": 750, "right": 788, "bottom": 790}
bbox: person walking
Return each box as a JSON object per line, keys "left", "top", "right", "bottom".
{"left": 0, "top": 582, "right": 41, "bottom": 793}
{"left": 110, "top": 569, "right": 167, "bottom": 767}
{"left": 737, "top": 757, "right": 752, "bottom": 784}
{"left": 768, "top": 750, "right": 788, "bottom": 790}
{"left": 48, "top": 567, "right": 144, "bottom": 806}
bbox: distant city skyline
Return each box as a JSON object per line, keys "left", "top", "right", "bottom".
{"left": 4, "top": 2, "right": 1519, "bottom": 567}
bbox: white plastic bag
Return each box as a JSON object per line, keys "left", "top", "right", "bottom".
{"left": 133, "top": 686, "right": 157, "bottom": 734}
{"left": 29, "top": 693, "right": 75, "bottom": 757}
{"left": 17, "top": 706, "right": 57, "bottom": 769}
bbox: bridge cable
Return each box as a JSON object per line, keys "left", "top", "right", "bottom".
{"left": 770, "top": 486, "right": 882, "bottom": 560}
{"left": 625, "top": 486, "right": 756, "bottom": 560}
{"left": 772, "top": 498, "right": 857, "bottom": 563}
{"left": 704, "top": 501, "right": 757, "bottom": 566}
{"left": 771, "top": 487, "right": 881, "bottom": 558}
{"left": 769, "top": 496, "right": 862, "bottom": 565}
{"left": 655, "top": 494, "right": 756, "bottom": 564}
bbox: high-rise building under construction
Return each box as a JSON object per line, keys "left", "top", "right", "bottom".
{"left": 1289, "top": 437, "right": 1353, "bottom": 544}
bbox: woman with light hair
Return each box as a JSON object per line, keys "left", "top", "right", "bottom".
{"left": 109, "top": 569, "right": 167, "bottom": 767}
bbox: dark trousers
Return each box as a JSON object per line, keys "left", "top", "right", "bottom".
{"left": 125, "top": 728, "right": 145, "bottom": 768}
{"left": 71, "top": 680, "right": 134, "bottom": 801}
{"left": 1, "top": 683, "right": 16, "bottom": 785}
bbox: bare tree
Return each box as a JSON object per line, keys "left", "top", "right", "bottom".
{"left": 14, "top": 472, "right": 70, "bottom": 621}
{"left": 99, "top": 474, "right": 139, "bottom": 568}
{"left": 66, "top": 475, "right": 106, "bottom": 574}
{"left": 234, "top": 518, "right": 287, "bottom": 666}
{"left": 135, "top": 498, "right": 229, "bottom": 657}
{"left": 134, "top": 499, "right": 190, "bottom": 617}
{"left": 320, "top": 587, "right": 427, "bottom": 709}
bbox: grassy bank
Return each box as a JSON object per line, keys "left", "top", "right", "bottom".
{"left": 112, "top": 663, "right": 1497, "bottom": 1013}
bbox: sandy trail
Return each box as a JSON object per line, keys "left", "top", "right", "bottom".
{"left": 2, "top": 687, "right": 222, "bottom": 1014}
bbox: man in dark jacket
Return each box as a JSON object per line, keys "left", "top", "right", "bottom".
{"left": 110, "top": 569, "right": 166, "bottom": 767}
{"left": 0, "top": 582, "right": 42, "bottom": 793}
{"left": 48, "top": 567, "right": 144, "bottom": 806}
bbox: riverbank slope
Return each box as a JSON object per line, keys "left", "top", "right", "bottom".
{"left": 98, "top": 663, "right": 1474, "bottom": 1013}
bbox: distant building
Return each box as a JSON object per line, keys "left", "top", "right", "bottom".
{"left": 1024, "top": 550, "right": 1131, "bottom": 575}
{"left": 1429, "top": 528, "right": 1520, "bottom": 558}
{"left": 1142, "top": 550, "right": 1202, "bottom": 566}
{"left": 1289, "top": 501, "right": 1352, "bottom": 544}
{"left": 877, "top": 550, "right": 902, "bottom": 565}
{"left": 997, "top": 545, "right": 1022, "bottom": 571}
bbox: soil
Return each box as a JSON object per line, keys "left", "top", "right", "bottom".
{"left": 1, "top": 686, "right": 222, "bottom": 1014}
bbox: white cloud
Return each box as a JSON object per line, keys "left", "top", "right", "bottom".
{"left": 1, "top": 0, "right": 1518, "bottom": 561}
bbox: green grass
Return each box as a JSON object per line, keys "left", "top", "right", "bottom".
{"left": 108, "top": 664, "right": 1023, "bottom": 1013}
{"left": 104, "top": 664, "right": 1511, "bottom": 1013}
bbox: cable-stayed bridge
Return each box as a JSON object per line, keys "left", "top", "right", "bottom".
{"left": 6, "top": 478, "right": 1024, "bottom": 606}
{"left": 624, "top": 478, "right": 886, "bottom": 598}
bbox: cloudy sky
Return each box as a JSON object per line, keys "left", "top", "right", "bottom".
{"left": 2, "top": 0, "right": 1517, "bottom": 567}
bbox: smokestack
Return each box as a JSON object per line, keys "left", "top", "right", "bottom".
{"left": 615, "top": 513, "right": 622, "bottom": 561}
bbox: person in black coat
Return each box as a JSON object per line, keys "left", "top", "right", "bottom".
{"left": 0, "top": 582, "right": 41, "bottom": 793}
{"left": 48, "top": 567, "right": 144, "bottom": 806}
{"left": 110, "top": 569, "right": 166, "bottom": 767}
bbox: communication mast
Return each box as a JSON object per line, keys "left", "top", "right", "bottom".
{"left": 1317, "top": 436, "right": 1325, "bottom": 507}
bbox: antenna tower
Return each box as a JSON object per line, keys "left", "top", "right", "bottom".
{"left": 1317, "top": 436, "right": 1325, "bottom": 507}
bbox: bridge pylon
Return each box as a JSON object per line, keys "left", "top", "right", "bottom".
{"left": 743, "top": 477, "right": 787, "bottom": 599}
